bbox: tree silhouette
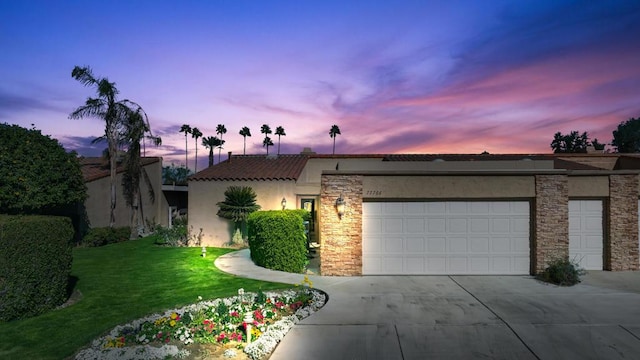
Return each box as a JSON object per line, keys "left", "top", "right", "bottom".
{"left": 612, "top": 117, "right": 640, "bottom": 153}
{"left": 191, "top": 127, "right": 202, "bottom": 172}
{"left": 275, "top": 126, "right": 286, "bottom": 155}
{"left": 239, "top": 126, "right": 251, "bottom": 155}
{"left": 216, "top": 124, "right": 227, "bottom": 163}
{"left": 550, "top": 131, "right": 589, "bottom": 153}
{"left": 329, "top": 124, "right": 341, "bottom": 155}
{"left": 70, "top": 65, "right": 147, "bottom": 227}
{"left": 179, "top": 124, "right": 192, "bottom": 169}
{"left": 202, "top": 136, "right": 217, "bottom": 167}
{"left": 261, "top": 124, "right": 272, "bottom": 154}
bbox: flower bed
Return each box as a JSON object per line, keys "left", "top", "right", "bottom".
{"left": 75, "top": 277, "right": 325, "bottom": 360}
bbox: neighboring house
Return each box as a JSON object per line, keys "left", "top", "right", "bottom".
{"left": 80, "top": 157, "right": 169, "bottom": 230}
{"left": 189, "top": 151, "right": 640, "bottom": 276}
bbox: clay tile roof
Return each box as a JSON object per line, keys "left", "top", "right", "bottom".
{"left": 80, "top": 156, "right": 160, "bottom": 182}
{"left": 189, "top": 154, "right": 309, "bottom": 181}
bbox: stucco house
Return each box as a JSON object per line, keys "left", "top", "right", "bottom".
{"left": 80, "top": 156, "right": 169, "bottom": 230}
{"left": 189, "top": 151, "right": 640, "bottom": 276}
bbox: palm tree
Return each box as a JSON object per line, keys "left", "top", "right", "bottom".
{"left": 275, "top": 126, "right": 286, "bottom": 155}
{"left": 202, "top": 136, "right": 216, "bottom": 167}
{"left": 239, "top": 126, "right": 251, "bottom": 155}
{"left": 121, "top": 105, "right": 161, "bottom": 238}
{"left": 260, "top": 124, "right": 272, "bottom": 155}
{"left": 216, "top": 124, "right": 227, "bottom": 163}
{"left": 179, "top": 124, "right": 192, "bottom": 169}
{"left": 191, "top": 127, "right": 202, "bottom": 172}
{"left": 263, "top": 136, "right": 274, "bottom": 155}
{"left": 216, "top": 186, "right": 261, "bottom": 238}
{"left": 329, "top": 124, "right": 341, "bottom": 155}
{"left": 69, "top": 65, "right": 136, "bottom": 227}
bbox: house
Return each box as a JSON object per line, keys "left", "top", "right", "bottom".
{"left": 189, "top": 151, "right": 640, "bottom": 276}
{"left": 80, "top": 156, "right": 170, "bottom": 230}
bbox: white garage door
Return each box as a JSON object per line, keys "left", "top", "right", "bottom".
{"left": 569, "top": 200, "right": 603, "bottom": 270}
{"left": 362, "top": 201, "right": 530, "bottom": 275}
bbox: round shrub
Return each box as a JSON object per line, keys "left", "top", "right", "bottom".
{"left": 537, "top": 257, "right": 586, "bottom": 286}
{"left": 248, "top": 211, "right": 307, "bottom": 273}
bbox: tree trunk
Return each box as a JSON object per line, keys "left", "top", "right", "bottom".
{"left": 108, "top": 138, "right": 118, "bottom": 228}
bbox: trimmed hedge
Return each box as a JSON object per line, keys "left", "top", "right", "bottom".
{"left": 248, "top": 210, "right": 308, "bottom": 273}
{"left": 80, "top": 226, "right": 131, "bottom": 247}
{"left": 0, "top": 215, "right": 74, "bottom": 321}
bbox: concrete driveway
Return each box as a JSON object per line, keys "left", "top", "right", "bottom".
{"left": 215, "top": 251, "right": 640, "bottom": 360}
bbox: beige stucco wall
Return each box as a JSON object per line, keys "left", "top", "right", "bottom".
{"left": 296, "top": 158, "right": 383, "bottom": 194}
{"left": 85, "top": 160, "right": 167, "bottom": 229}
{"left": 363, "top": 175, "right": 536, "bottom": 199}
{"left": 188, "top": 180, "right": 298, "bottom": 247}
{"left": 568, "top": 176, "right": 609, "bottom": 197}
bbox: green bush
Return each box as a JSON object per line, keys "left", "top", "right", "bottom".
{"left": 286, "top": 209, "right": 311, "bottom": 222}
{"left": 152, "top": 224, "right": 188, "bottom": 246}
{"left": 248, "top": 210, "right": 307, "bottom": 273}
{"left": 537, "top": 257, "right": 586, "bottom": 286}
{"left": 0, "top": 215, "right": 74, "bottom": 321}
{"left": 81, "top": 227, "right": 131, "bottom": 247}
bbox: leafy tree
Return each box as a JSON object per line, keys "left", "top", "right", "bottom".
{"left": 217, "top": 186, "right": 261, "bottom": 235}
{"left": 216, "top": 124, "right": 227, "bottom": 163}
{"left": 329, "top": 124, "right": 341, "bottom": 155}
{"left": 162, "top": 164, "right": 193, "bottom": 185}
{"left": 591, "top": 138, "right": 605, "bottom": 151}
{"left": 275, "top": 126, "right": 286, "bottom": 155}
{"left": 550, "top": 131, "right": 589, "bottom": 153}
{"left": 612, "top": 117, "right": 640, "bottom": 153}
{"left": 120, "top": 107, "right": 161, "bottom": 237}
{"left": 179, "top": 124, "right": 192, "bottom": 169}
{"left": 0, "top": 123, "right": 87, "bottom": 213}
{"left": 261, "top": 124, "right": 272, "bottom": 154}
{"left": 239, "top": 126, "right": 251, "bottom": 155}
{"left": 191, "top": 127, "right": 202, "bottom": 172}
{"left": 70, "top": 65, "right": 141, "bottom": 227}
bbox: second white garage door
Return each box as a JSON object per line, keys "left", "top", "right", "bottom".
{"left": 362, "top": 201, "right": 530, "bottom": 275}
{"left": 569, "top": 200, "right": 603, "bottom": 270}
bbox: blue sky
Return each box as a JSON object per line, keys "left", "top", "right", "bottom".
{"left": 1, "top": 0, "right": 639, "bottom": 170}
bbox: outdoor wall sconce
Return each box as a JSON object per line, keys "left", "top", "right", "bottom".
{"left": 281, "top": 197, "right": 287, "bottom": 210}
{"left": 335, "top": 195, "right": 346, "bottom": 219}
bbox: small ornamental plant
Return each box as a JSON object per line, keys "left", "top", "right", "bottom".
{"left": 537, "top": 257, "right": 586, "bottom": 286}
{"left": 75, "top": 285, "right": 326, "bottom": 360}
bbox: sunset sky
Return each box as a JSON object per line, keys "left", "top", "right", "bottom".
{"left": 1, "top": 0, "right": 639, "bottom": 170}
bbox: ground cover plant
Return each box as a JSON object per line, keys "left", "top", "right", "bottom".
{"left": 0, "top": 237, "right": 291, "bottom": 359}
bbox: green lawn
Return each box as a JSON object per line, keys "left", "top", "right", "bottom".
{"left": 0, "top": 237, "right": 290, "bottom": 359}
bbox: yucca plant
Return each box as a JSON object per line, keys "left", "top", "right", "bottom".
{"left": 217, "top": 186, "right": 261, "bottom": 236}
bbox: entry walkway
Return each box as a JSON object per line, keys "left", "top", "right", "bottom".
{"left": 215, "top": 250, "right": 640, "bottom": 360}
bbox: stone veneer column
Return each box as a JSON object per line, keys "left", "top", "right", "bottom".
{"left": 607, "top": 174, "right": 639, "bottom": 271}
{"left": 534, "top": 175, "right": 569, "bottom": 274}
{"left": 319, "top": 174, "right": 363, "bottom": 276}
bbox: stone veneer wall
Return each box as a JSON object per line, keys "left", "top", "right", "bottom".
{"left": 319, "top": 175, "right": 363, "bottom": 276}
{"left": 607, "top": 174, "right": 639, "bottom": 271}
{"left": 534, "top": 175, "right": 569, "bottom": 273}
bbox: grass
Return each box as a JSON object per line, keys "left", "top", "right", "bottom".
{"left": 0, "top": 237, "right": 291, "bottom": 359}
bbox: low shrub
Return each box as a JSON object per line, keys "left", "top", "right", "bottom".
{"left": 0, "top": 215, "right": 74, "bottom": 321}
{"left": 152, "top": 225, "right": 202, "bottom": 247}
{"left": 247, "top": 211, "right": 307, "bottom": 273}
{"left": 81, "top": 226, "right": 131, "bottom": 247}
{"left": 537, "top": 257, "right": 586, "bottom": 286}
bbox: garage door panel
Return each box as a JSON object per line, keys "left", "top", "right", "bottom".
{"left": 569, "top": 200, "right": 603, "bottom": 270}
{"left": 363, "top": 201, "right": 530, "bottom": 275}
{"left": 406, "top": 237, "right": 425, "bottom": 252}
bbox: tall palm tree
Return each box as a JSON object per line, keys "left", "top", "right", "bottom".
{"left": 216, "top": 124, "right": 227, "bottom": 163}
{"left": 329, "top": 124, "right": 341, "bottom": 155}
{"left": 121, "top": 105, "right": 161, "bottom": 238}
{"left": 239, "top": 126, "right": 251, "bottom": 155}
{"left": 69, "top": 65, "right": 135, "bottom": 228}
{"left": 179, "top": 124, "right": 192, "bottom": 169}
{"left": 260, "top": 124, "right": 273, "bottom": 155}
{"left": 263, "top": 136, "right": 274, "bottom": 155}
{"left": 275, "top": 126, "right": 286, "bottom": 155}
{"left": 191, "top": 127, "right": 202, "bottom": 172}
{"left": 202, "top": 136, "right": 217, "bottom": 167}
